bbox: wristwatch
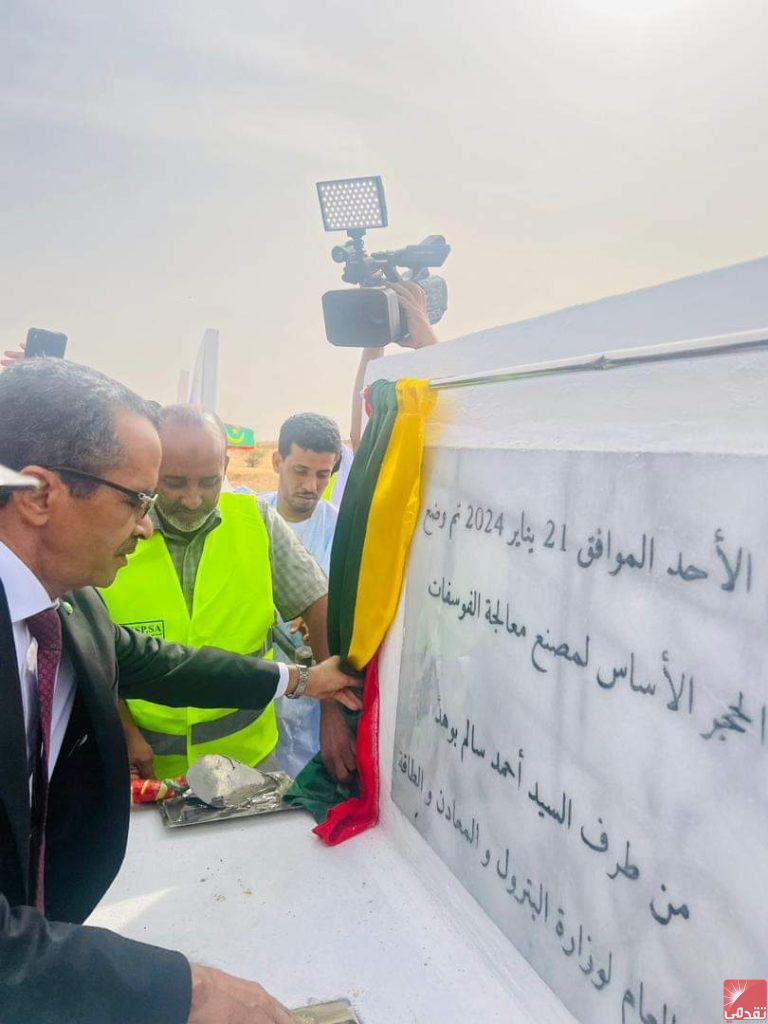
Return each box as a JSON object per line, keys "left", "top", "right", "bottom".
{"left": 287, "top": 663, "right": 310, "bottom": 699}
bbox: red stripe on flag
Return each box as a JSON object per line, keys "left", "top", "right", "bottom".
{"left": 313, "top": 650, "right": 380, "bottom": 845}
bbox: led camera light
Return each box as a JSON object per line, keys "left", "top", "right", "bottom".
{"left": 316, "top": 173, "right": 450, "bottom": 347}
{"left": 316, "top": 176, "right": 388, "bottom": 232}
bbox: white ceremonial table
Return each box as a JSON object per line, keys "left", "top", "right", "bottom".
{"left": 88, "top": 805, "right": 575, "bottom": 1023}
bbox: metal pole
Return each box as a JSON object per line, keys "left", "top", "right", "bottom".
{"left": 428, "top": 327, "right": 768, "bottom": 392}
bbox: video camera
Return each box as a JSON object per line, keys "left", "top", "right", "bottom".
{"left": 317, "top": 176, "right": 450, "bottom": 348}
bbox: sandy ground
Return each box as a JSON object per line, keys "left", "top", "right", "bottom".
{"left": 226, "top": 442, "right": 280, "bottom": 494}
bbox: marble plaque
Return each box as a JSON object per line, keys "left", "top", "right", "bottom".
{"left": 392, "top": 448, "right": 768, "bottom": 1024}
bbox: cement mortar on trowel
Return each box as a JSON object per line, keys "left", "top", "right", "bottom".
{"left": 186, "top": 755, "right": 269, "bottom": 808}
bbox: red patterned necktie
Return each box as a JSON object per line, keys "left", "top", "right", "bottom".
{"left": 26, "top": 607, "right": 62, "bottom": 913}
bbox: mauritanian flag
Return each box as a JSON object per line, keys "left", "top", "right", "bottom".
{"left": 286, "top": 378, "right": 436, "bottom": 845}
{"left": 225, "top": 424, "right": 255, "bottom": 449}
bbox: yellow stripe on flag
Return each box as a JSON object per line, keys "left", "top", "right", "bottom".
{"left": 347, "top": 379, "right": 436, "bottom": 669}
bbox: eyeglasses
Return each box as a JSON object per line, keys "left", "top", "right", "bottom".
{"left": 44, "top": 466, "right": 158, "bottom": 519}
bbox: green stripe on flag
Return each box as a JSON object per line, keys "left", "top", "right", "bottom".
{"left": 286, "top": 379, "right": 398, "bottom": 821}
{"left": 327, "top": 380, "right": 399, "bottom": 660}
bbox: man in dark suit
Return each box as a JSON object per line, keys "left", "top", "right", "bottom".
{"left": 0, "top": 359, "right": 360, "bottom": 1024}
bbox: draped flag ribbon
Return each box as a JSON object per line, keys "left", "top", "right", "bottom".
{"left": 286, "top": 378, "right": 436, "bottom": 844}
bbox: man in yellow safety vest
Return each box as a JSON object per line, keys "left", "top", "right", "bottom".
{"left": 100, "top": 404, "right": 352, "bottom": 780}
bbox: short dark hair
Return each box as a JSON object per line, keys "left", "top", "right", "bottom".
{"left": 278, "top": 413, "right": 342, "bottom": 461}
{"left": 0, "top": 358, "right": 157, "bottom": 508}
{"left": 157, "top": 405, "right": 228, "bottom": 448}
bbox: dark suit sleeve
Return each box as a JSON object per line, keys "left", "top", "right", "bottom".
{"left": 114, "top": 623, "right": 280, "bottom": 709}
{"left": 0, "top": 895, "right": 191, "bottom": 1024}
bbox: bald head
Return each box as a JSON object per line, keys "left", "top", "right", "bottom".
{"left": 158, "top": 405, "right": 227, "bottom": 447}
{"left": 155, "top": 405, "right": 228, "bottom": 533}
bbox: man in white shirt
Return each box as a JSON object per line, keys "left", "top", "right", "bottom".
{"left": 259, "top": 413, "right": 347, "bottom": 777}
{"left": 261, "top": 412, "right": 343, "bottom": 575}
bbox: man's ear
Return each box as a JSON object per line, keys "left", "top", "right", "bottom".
{"left": 224, "top": 454, "right": 230, "bottom": 474}
{"left": 272, "top": 451, "right": 282, "bottom": 474}
{"left": 11, "top": 467, "right": 62, "bottom": 526}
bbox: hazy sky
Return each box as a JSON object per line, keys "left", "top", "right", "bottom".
{"left": 3, "top": 0, "right": 767, "bottom": 436}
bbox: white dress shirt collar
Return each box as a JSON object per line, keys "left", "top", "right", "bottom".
{"left": 0, "top": 540, "right": 75, "bottom": 782}
{"left": 0, "top": 540, "right": 56, "bottom": 623}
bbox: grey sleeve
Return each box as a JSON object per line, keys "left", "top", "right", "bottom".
{"left": 257, "top": 500, "right": 328, "bottom": 621}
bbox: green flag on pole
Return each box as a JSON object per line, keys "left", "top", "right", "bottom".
{"left": 225, "top": 424, "right": 255, "bottom": 449}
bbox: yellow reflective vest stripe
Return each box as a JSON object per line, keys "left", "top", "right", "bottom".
{"left": 100, "top": 492, "right": 277, "bottom": 777}
{"left": 321, "top": 472, "right": 337, "bottom": 502}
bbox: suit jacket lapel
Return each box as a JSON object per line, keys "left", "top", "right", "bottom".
{"left": 0, "top": 577, "right": 31, "bottom": 890}
{"left": 59, "top": 592, "right": 120, "bottom": 769}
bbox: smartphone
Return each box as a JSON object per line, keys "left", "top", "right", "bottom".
{"left": 25, "top": 328, "right": 68, "bottom": 359}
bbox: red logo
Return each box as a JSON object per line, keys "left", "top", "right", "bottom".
{"left": 724, "top": 980, "right": 767, "bottom": 1020}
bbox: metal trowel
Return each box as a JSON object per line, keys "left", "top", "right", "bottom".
{"left": 292, "top": 998, "right": 362, "bottom": 1023}
{"left": 159, "top": 754, "right": 299, "bottom": 828}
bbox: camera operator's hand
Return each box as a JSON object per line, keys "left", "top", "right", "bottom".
{"left": 349, "top": 279, "right": 439, "bottom": 451}
{"left": 391, "top": 281, "right": 438, "bottom": 350}
{"left": 1, "top": 341, "right": 26, "bottom": 368}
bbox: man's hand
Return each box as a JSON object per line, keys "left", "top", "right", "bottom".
{"left": 288, "top": 615, "right": 310, "bottom": 642}
{"left": 390, "top": 281, "right": 438, "bottom": 349}
{"left": 1, "top": 341, "right": 25, "bottom": 368}
{"left": 126, "top": 729, "right": 156, "bottom": 780}
{"left": 303, "top": 656, "right": 362, "bottom": 711}
{"left": 300, "top": 596, "right": 329, "bottom": 662}
{"left": 349, "top": 280, "right": 438, "bottom": 452}
{"left": 118, "top": 699, "right": 155, "bottom": 779}
{"left": 319, "top": 701, "right": 357, "bottom": 784}
{"left": 188, "top": 964, "right": 295, "bottom": 1024}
